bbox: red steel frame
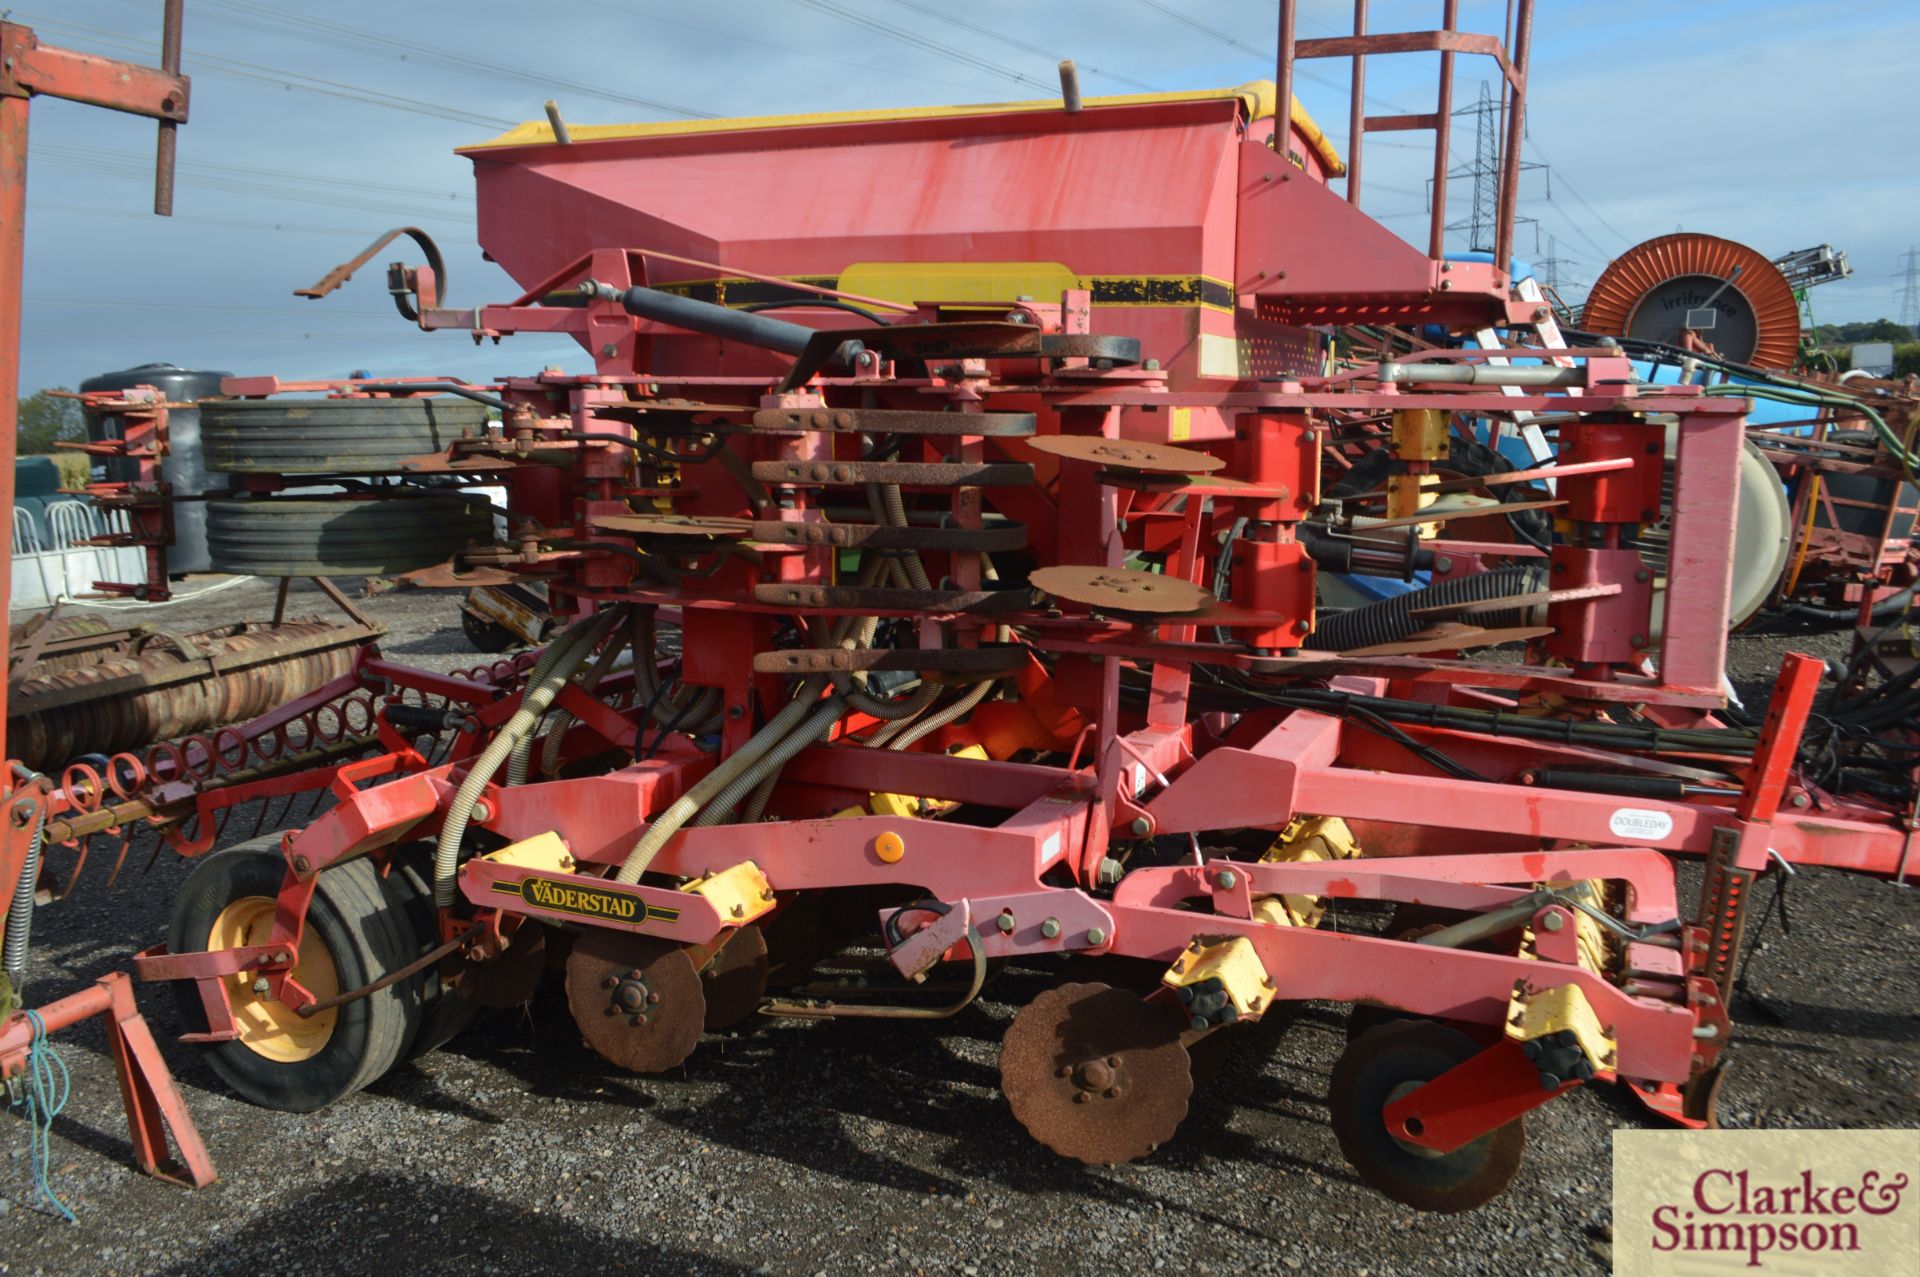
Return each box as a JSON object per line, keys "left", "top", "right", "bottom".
{"left": 6, "top": 3, "right": 1914, "bottom": 1197}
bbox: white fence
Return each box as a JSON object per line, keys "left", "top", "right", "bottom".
{"left": 10, "top": 500, "right": 148, "bottom": 611}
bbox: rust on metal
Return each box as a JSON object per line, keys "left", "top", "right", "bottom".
{"left": 564, "top": 927, "right": 706, "bottom": 1074}
{"left": 999, "top": 982, "right": 1193, "bottom": 1165}
{"left": 592, "top": 514, "right": 753, "bottom": 539}
{"left": 1026, "top": 436, "right": 1225, "bottom": 474}
{"left": 750, "top": 406, "right": 1035, "bottom": 437}
{"left": 1030, "top": 565, "right": 1216, "bottom": 616}
{"left": 691, "top": 924, "right": 769, "bottom": 1031}
{"left": 750, "top": 520, "right": 1025, "bottom": 551}
{"left": 752, "top": 583, "right": 1035, "bottom": 614}
{"left": 1339, "top": 624, "right": 1555, "bottom": 657}
{"left": 751, "top": 646, "right": 1027, "bottom": 675}
{"left": 749, "top": 459, "right": 1033, "bottom": 487}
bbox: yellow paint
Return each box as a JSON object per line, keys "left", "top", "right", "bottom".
{"left": 1169, "top": 406, "right": 1193, "bottom": 443}
{"left": 1161, "top": 936, "right": 1276, "bottom": 1019}
{"left": 207, "top": 897, "right": 338, "bottom": 1063}
{"left": 481, "top": 830, "right": 576, "bottom": 874}
{"left": 839, "top": 261, "right": 1078, "bottom": 307}
{"left": 868, "top": 743, "right": 987, "bottom": 818}
{"left": 1505, "top": 980, "right": 1616, "bottom": 1074}
{"left": 463, "top": 81, "right": 1344, "bottom": 176}
{"left": 874, "top": 831, "right": 906, "bottom": 864}
{"left": 680, "top": 860, "right": 776, "bottom": 924}
{"left": 1254, "top": 815, "right": 1360, "bottom": 928}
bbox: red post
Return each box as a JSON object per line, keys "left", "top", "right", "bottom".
{"left": 0, "top": 90, "right": 25, "bottom": 768}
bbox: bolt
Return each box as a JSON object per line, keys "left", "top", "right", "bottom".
{"left": 1096, "top": 857, "right": 1125, "bottom": 887}
{"left": 997, "top": 912, "right": 1017, "bottom": 934}
{"left": 1104, "top": 1086, "right": 1121, "bottom": 1098}
{"left": 1216, "top": 869, "right": 1238, "bottom": 890}
{"left": 293, "top": 855, "right": 312, "bottom": 873}
{"left": 1790, "top": 792, "right": 1810, "bottom": 809}
{"left": 1073, "top": 1092, "right": 1091, "bottom": 1104}
{"left": 1085, "top": 927, "right": 1107, "bottom": 946}
{"left": 630, "top": 1014, "right": 647, "bottom": 1026}
{"left": 647, "top": 991, "right": 661, "bottom": 1005}
{"left": 1630, "top": 634, "right": 1648, "bottom": 649}
{"left": 601, "top": 343, "right": 618, "bottom": 358}
{"left": 1041, "top": 918, "right": 1061, "bottom": 939}
{"left": 1540, "top": 910, "right": 1565, "bottom": 933}
{"left": 603, "top": 976, "right": 618, "bottom": 989}
{"left": 251, "top": 977, "right": 271, "bottom": 995}
{"left": 1636, "top": 568, "right": 1652, "bottom": 583}
{"left": 1143, "top": 359, "right": 1161, "bottom": 371}
{"left": 727, "top": 704, "right": 744, "bottom": 720}
{"left": 1129, "top": 816, "right": 1151, "bottom": 837}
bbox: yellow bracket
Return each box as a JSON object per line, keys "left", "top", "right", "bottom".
{"left": 480, "top": 831, "right": 575, "bottom": 873}
{"left": 1162, "top": 936, "right": 1277, "bottom": 1020}
{"left": 1505, "top": 981, "right": 1617, "bottom": 1075}
{"left": 869, "top": 743, "right": 985, "bottom": 818}
{"left": 1254, "top": 815, "right": 1360, "bottom": 928}
{"left": 680, "top": 860, "right": 777, "bottom": 925}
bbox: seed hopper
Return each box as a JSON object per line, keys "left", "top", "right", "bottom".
{"left": 4, "top": 5, "right": 1917, "bottom": 1213}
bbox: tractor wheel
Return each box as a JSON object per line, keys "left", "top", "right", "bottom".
{"left": 383, "top": 844, "right": 483, "bottom": 1057}
{"left": 201, "top": 397, "right": 487, "bottom": 474}
{"left": 167, "top": 840, "right": 424, "bottom": 1111}
{"left": 206, "top": 494, "right": 492, "bottom": 577}
{"left": 1329, "top": 1020, "right": 1525, "bottom": 1212}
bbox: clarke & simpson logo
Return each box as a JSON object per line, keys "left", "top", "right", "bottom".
{"left": 1614, "top": 1129, "right": 1918, "bottom": 1275}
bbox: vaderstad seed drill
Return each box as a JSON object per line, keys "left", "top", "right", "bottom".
{"left": 5, "top": 5, "right": 1918, "bottom": 1212}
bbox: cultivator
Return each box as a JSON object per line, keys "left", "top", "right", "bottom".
{"left": 5, "top": 1, "right": 1919, "bottom": 1215}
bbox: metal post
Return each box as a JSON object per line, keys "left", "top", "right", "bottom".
{"left": 0, "top": 91, "right": 27, "bottom": 768}
{"left": 1428, "top": 0, "right": 1458, "bottom": 259}
{"left": 1346, "top": 0, "right": 1367, "bottom": 206}
{"left": 1491, "top": 0, "right": 1533, "bottom": 282}
{"left": 154, "top": 0, "right": 182, "bottom": 215}
{"left": 1275, "top": 0, "right": 1296, "bottom": 155}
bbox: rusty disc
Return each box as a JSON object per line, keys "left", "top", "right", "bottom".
{"left": 1330, "top": 1020, "right": 1525, "bottom": 1212}
{"left": 1030, "top": 565, "right": 1216, "bottom": 616}
{"left": 1682, "top": 1062, "right": 1727, "bottom": 1127}
{"left": 693, "top": 925, "right": 769, "bottom": 1031}
{"left": 1026, "top": 436, "right": 1225, "bottom": 474}
{"left": 1000, "top": 982, "right": 1193, "bottom": 1165}
{"left": 564, "top": 927, "right": 706, "bottom": 1074}
{"left": 590, "top": 513, "right": 752, "bottom": 539}
{"left": 456, "top": 920, "right": 549, "bottom": 1009}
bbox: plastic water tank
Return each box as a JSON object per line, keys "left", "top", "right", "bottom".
{"left": 79, "top": 363, "right": 232, "bottom": 575}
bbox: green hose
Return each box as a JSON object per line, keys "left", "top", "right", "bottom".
{"left": 1705, "top": 382, "right": 1916, "bottom": 477}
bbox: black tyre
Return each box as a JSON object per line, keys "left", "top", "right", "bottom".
{"left": 1329, "top": 1020, "right": 1525, "bottom": 1212}
{"left": 1330, "top": 433, "right": 1552, "bottom": 549}
{"left": 206, "top": 494, "right": 492, "bottom": 577}
{"left": 383, "top": 844, "right": 482, "bottom": 1057}
{"left": 167, "top": 840, "right": 424, "bottom": 1111}
{"left": 201, "top": 398, "right": 488, "bottom": 474}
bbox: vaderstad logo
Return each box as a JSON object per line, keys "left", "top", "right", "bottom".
{"left": 1614, "top": 1130, "right": 1918, "bottom": 1276}
{"left": 491, "top": 875, "right": 680, "bottom": 925}
{"left": 1650, "top": 1168, "right": 1907, "bottom": 1268}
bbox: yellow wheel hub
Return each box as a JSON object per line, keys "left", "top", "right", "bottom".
{"left": 208, "top": 896, "right": 339, "bottom": 1062}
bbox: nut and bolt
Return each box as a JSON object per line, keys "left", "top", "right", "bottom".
{"left": 996, "top": 912, "right": 1017, "bottom": 934}
{"left": 1129, "top": 816, "right": 1152, "bottom": 837}
{"left": 1629, "top": 634, "right": 1648, "bottom": 649}
{"left": 1085, "top": 927, "right": 1107, "bottom": 946}
{"left": 251, "top": 977, "right": 271, "bottom": 995}
{"left": 1539, "top": 910, "right": 1565, "bottom": 933}
{"left": 1040, "top": 918, "right": 1061, "bottom": 939}
{"left": 600, "top": 343, "right": 619, "bottom": 358}
{"left": 1215, "top": 869, "right": 1239, "bottom": 890}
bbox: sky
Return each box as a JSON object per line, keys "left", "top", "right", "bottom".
{"left": 15, "top": 0, "right": 1919, "bottom": 394}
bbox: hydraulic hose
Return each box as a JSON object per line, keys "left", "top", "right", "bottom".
{"left": 2, "top": 779, "right": 49, "bottom": 990}
{"left": 432, "top": 608, "right": 619, "bottom": 906}
{"left": 887, "top": 676, "right": 998, "bottom": 752}
{"left": 615, "top": 677, "right": 830, "bottom": 884}
{"left": 579, "top": 280, "right": 865, "bottom": 368}
{"left": 694, "top": 693, "right": 850, "bottom": 828}
{"left": 530, "top": 624, "right": 630, "bottom": 780}
{"left": 1305, "top": 565, "right": 1546, "bottom": 652}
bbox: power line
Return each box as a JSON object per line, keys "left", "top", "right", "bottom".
{"left": 880, "top": 0, "right": 1162, "bottom": 93}
{"left": 20, "top": 12, "right": 518, "bottom": 129}
{"left": 786, "top": 0, "right": 1055, "bottom": 91}
{"left": 27, "top": 201, "right": 433, "bottom": 239}
{"left": 572, "top": 0, "right": 1003, "bottom": 95}
{"left": 1130, "top": 0, "right": 1419, "bottom": 114}
{"left": 187, "top": 0, "right": 717, "bottom": 119}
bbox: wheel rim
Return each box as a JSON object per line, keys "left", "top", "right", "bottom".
{"left": 207, "top": 895, "right": 339, "bottom": 1062}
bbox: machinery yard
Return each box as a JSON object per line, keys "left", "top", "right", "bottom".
{"left": 5, "top": 4, "right": 1919, "bottom": 1275}
{"left": 6, "top": 584, "right": 1914, "bottom": 1275}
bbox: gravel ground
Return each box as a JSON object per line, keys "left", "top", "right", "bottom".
{"left": 4, "top": 579, "right": 1915, "bottom": 1276}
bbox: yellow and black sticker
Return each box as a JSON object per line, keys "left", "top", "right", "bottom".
{"left": 492, "top": 876, "right": 681, "bottom": 925}
{"left": 653, "top": 272, "right": 1234, "bottom": 313}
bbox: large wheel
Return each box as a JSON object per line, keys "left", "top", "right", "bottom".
{"left": 206, "top": 494, "right": 492, "bottom": 577}
{"left": 383, "top": 844, "right": 482, "bottom": 1057}
{"left": 1329, "top": 1020, "right": 1525, "bottom": 1213}
{"left": 201, "top": 397, "right": 488, "bottom": 474}
{"left": 167, "top": 841, "right": 424, "bottom": 1111}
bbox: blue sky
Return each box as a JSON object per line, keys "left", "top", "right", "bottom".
{"left": 17, "top": 0, "right": 1918, "bottom": 393}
